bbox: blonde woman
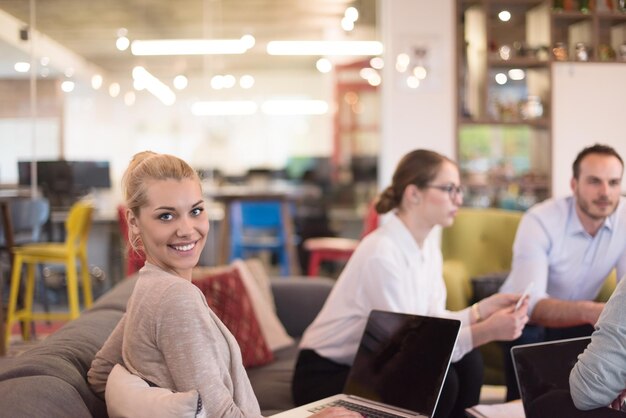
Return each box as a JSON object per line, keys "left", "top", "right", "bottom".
{"left": 88, "top": 152, "right": 359, "bottom": 418}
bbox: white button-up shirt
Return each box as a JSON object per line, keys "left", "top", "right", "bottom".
{"left": 300, "top": 213, "right": 472, "bottom": 364}
{"left": 501, "top": 196, "right": 626, "bottom": 314}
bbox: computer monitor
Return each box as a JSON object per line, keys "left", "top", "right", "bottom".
{"left": 71, "top": 160, "right": 111, "bottom": 192}
{"left": 17, "top": 160, "right": 111, "bottom": 207}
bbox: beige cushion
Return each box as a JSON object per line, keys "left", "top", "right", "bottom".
{"left": 232, "top": 259, "right": 294, "bottom": 351}
{"left": 243, "top": 257, "right": 276, "bottom": 310}
{"left": 105, "top": 364, "right": 205, "bottom": 418}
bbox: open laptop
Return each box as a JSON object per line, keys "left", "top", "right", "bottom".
{"left": 511, "top": 336, "right": 592, "bottom": 418}
{"left": 272, "top": 310, "right": 461, "bottom": 418}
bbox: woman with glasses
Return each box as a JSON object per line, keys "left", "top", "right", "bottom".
{"left": 292, "top": 149, "right": 529, "bottom": 418}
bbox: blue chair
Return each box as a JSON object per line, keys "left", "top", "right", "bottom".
{"left": 229, "top": 200, "right": 293, "bottom": 276}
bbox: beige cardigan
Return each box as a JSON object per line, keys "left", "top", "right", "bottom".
{"left": 88, "top": 263, "right": 262, "bottom": 418}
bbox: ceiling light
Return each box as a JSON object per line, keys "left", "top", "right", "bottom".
{"left": 341, "top": 17, "right": 355, "bottom": 31}
{"left": 316, "top": 58, "right": 332, "bottom": 73}
{"left": 116, "top": 36, "right": 130, "bottom": 51}
{"left": 14, "top": 62, "right": 30, "bottom": 73}
{"left": 40, "top": 57, "right": 49, "bottom": 66}
{"left": 91, "top": 74, "right": 103, "bottom": 90}
{"left": 173, "top": 75, "right": 188, "bottom": 90}
{"left": 359, "top": 67, "right": 376, "bottom": 80}
{"left": 109, "top": 82, "right": 121, "bottom": 98}
{"left": 495, "top": 73, "right": 508, "bottom": 85}
{"left": 344, "top": 92, "right": 359, "bottom": 105}
{"left": 261, "top": 100, "right": 328, "bottom": 115}
{"left": 124, "top": 91, "right": 136, "bottom": 106}
{"left": 64, "top": 67, "right": 75, "bottom": 78}
{"left": 413, "top": 66, "right": 427, "bottom": 80}
{"left": 407, "top": 76, "right": 420, "bottom": 89}
{"left": 508, "top": 68, "right": 525, "bottom": 80}
{"left": 366, "top": 73, "right": 381, "bottom": 86}
{"left": 61, "top": 81, "right": 75, "bottom": 93}
{"left": 131, "top": 36, "right": 254, "bottom": 56}
{"left": 132, "top": 66, "right": 176, "bottom": 105}
{"left": 395, "top": 53, "right": 410, "bottom": 72}
{"left": 499, "top": 10, "right": 511, "bottom": 22}
{"left": 240, "top": 34, "right": 256, "bottom": 49}
{"left": 222, "top": 74, "right": 236, "bottom": 89}
{"left": 370, "top": 57, "right": 384, "bottom": 69}
{"left": 191, "top": 101, "right": 258, "bottom": 116}
{"left": 211, "top": 75, "right": 224, "bottom": 90}
{"left": 239, "top": 75, "right": 255, "bottom": 89}
{"left": 345, "top": 6, "right": 359, "bottom": 22}
{"left": 267, "top": 41, "right": 383, "bottom": 56}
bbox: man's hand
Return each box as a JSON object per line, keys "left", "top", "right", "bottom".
{"left": 610, "top": 389, "right": 626, "bottom": 411}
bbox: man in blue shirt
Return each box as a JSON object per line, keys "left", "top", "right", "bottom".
{"left": 500, "top": 143, "right": 626, "bottom": 401}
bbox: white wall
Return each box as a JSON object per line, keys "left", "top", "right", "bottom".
{"left": 552, "top": 63, "right": 626, "bottom": 198}
{"left": 378, "top": 1, "right": 455, "bottom": 188}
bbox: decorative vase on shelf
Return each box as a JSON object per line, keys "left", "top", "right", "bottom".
{"left": 553, "top": 42, "right": 568, "bottom": 61}
{"left": 575, "top": 43, "right": 590, "bottom": 61}
{"left": 562, "top": 0, "right": 576, "bottom": 11}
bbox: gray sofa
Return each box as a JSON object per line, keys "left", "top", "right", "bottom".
{"left": 0, "top": 275, "right": 334, "bottom": 417}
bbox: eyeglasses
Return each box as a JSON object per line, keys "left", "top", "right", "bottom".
{"left": 425, "top": 183, "right": 465, "bottom": 200}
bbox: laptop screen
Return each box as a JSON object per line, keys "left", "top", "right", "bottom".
{"left": 343, "top": 310, "right": 461, "bottom": 416}
{"left": 512, "top": 336, "right": 591, "bottom": 418}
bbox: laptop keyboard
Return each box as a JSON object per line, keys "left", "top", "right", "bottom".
{"left": 308, "top": 399, "right": 405, "bottom": 418}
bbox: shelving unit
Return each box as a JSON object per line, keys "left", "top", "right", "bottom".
{"left": 456, "top": 0, "right": 626, "bottom": 209}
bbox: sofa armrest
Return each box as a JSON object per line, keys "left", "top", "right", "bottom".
{"left": 0, "top": 375, "right": 94, "bottom": 418}
{"left": 270, "top": 277, "right": 334, "bottom": 338}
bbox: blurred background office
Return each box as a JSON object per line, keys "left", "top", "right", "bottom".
{"left": 0, "top": 0, "right": 625, "bottom": 291}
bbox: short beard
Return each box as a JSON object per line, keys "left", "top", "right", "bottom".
{"left": 575, "top": 190, "right": 616, "bottom": 221}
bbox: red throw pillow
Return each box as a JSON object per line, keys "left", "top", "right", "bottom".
{"left": 192, "top": 267, "right": 273, "bottom": 368}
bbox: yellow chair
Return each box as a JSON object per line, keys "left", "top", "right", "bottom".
{"left": 441, "top": 208, "right": 523, "bottom": 312}
{"left": 5, "top": 201, "right": 94, "bottom": 346}
{"left": 441, "top": 207, "right": 523, "bottom": 385}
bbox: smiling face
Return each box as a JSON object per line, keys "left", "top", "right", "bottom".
{"left": 128, "top": 178, "right": 209, "bottom": 280}
{"left": 571, "top": 153, "right": 623, "bottom": 223}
